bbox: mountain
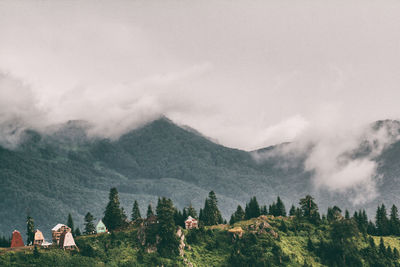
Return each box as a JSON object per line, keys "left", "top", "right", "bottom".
{"left": 1, "top": 117, "right": 400, "bottom": 239}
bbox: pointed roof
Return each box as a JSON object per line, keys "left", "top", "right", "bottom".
{"left": 185, "top": 216, "right": 197, "bottom": 221}
{"left": 59, "top": 232, "right": 77, "bottom": 248}
{"left": 52, "top": 223, "right": 68, "bottom": 231}
{"left": 34, "top": 229, "right": 44, "bottom": 241}
{"left": 11, "top": 230, "right": 24, "bottom": 247}
{"left": 96, "top": 219, "right": 106, "bottom": 228}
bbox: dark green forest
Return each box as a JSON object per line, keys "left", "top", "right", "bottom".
{"left": 2, "top": 118, "right": 400, "bottom": 240}
{"left": 2, "top": 188, "right": 400, "bottom": 266}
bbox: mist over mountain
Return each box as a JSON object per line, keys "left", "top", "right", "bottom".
{"left": 1, "top": 117, "right": 400, "bottom": 239}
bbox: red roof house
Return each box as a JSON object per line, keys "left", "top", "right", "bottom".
{"left": 185, "top": 216, "right": 198, "bottom": 229}
{"left": 10, "top": 230, "right": 24, "bottom": 248}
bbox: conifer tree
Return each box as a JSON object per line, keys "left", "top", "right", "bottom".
{"left": 345, "top": 210, "right": 350, "bottom": 220}
{"left": 261, "top": 205, "right": 268, "bottom": 215}
{"left": 202, "top": 191, "right": 223, "bottom": 225}
{"left": 276, "top": 196, "right": 286, "bottom": 217}
{"left": 379, "top": 237, "right": 386, "bottom": 255}
{"left": 174, "top": 208, "right": 184, "bottom": 227}
{"left": 299, "top": 195, "right": 319, "bottom": 223}
{"left": 376, "top": 204, "right": 389, "bottom": 236}
{"left": 187, "top": 204, "right": 198, "bottom": 218}
{"left": 131, "top": 200, "right": 141, "bottom": 221}
{"left": 156, "top": 197, "right": 179, "bottom": 257}
{"left": 289, "top": 205, "right": 296, "bottom": 216}
{"left": 26, "top": 215, "right": 35, "bottom": 245}
{"left": 147, "top": 204, "right": 154, "bottom": 218}
{"left": 245, "top": 196, "right": 261, "bottom": 219}
{"left": 103, "top": 187, "right": 125, "bottom": 231}
{"left": 74, "top": 228, "right": 81, "bottom": 237}
{"left": 67, "top": 213, "right": 74, "bottom": 235}
{"left": 389, "top": 204, "right": 400, "bottom": 235}
{"left": 84, "top": 212, "right": 96, "bottom": 235}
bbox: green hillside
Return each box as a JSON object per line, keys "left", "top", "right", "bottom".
{"left": 1, "top": 117, "right": 400, "bottom": 241}
{"left": 1, "top": 215, "right": 399, "bottom": 267}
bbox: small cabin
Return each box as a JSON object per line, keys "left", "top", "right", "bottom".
{"left": 59, "top": 231, "right": 78, "bottom": 250}
{"left": 33, "top": 229, "right": 44, "bottom": 246}
{"left": 96, "top": 219, "right": 108, "bottom": 234}
{"left": 10, "top": 230, "right": 24, "bottom": 248}
{"left": 185, "top": 216, "right": 198, "bottom": 229}
{"left": 52, "top": 224, "right": 71, "bottom": 245}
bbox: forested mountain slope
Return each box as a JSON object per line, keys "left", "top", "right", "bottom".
{"left": 1, "top": 118, "right": 400, "bottom": 239}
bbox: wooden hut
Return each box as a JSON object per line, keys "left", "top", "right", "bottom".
{"left": 10, "top": 230, "right": 24, "bottom": 248}
{"left": 96, "top": 219, "right": 107, "bottom": 234}
{"left": 59, "top": 232, "right": 78, "bottom": 250}
{"left": 185, "top": 216, "right": 198, "bottom": 229}
{"left": 52, "top": 224, "right": 71, "bottom": 245}
{"left": 33, "top": 229, "right": 44, "bottom": 246}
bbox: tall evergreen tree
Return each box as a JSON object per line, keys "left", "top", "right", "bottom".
{"left": 289, "top": 205, "right": 296, "bottom": 216}
{"left": 230, "top": 205, "right": 245, "bottom": 224}
{"left": 345, "top": 210, "right": 350, "bottom": 220}
{"left": 84, "top": 212, "right": 96, "bottom": 235}
{"left": 245, "top": 197, "right": 261, "bottom": 219}
{"left": 67, "top": 213, "right": 75, "bottom": 235}
{"left": 131, "top": 200, "right": 141, "bottom": 221}
{"left": 376, "top": 204, "right": 390, "bottom": 236}
{"left": 26, "top": 215, "right": 35, "bottom": 245}
{"left": 299, "top": 195, "right": 319, "bottom": 224}
{"left": 186, "top": 204, "right": 198, "bottom": 219}
{"left": 103, "top": 187, "right": 126, "bottom": 231}
{"left": 156, "top": 197, "right": 179, "bottom": 257}
{"left": 276, "top": 196, "right": 286, "bottom": 217}
{"left": 74, "top": 228, "right": 81, "bottom": 237}
{"left": 147, "top": 204, "right": 154, "bottom": 218}
{"left": 202, "top": 191, "right": 223, "bottom": 225}
{"left": 389, "top": 204, "right": 400, "bottom": 235}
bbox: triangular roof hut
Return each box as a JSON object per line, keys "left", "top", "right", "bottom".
{"left": 59, "top": 231, "right": 77, "bottom": 250}
{"left": 96, "top": 219, "right": 107, "bottom": 234}
{"left": 10, "top": 230, "right": 24, "bottom": 248}
{"left": 33, "top": 229, "right": 44, "bottom": 246}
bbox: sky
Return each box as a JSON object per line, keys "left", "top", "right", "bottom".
{"left": 1, "top": 0, "right": 400, "bottom": 201}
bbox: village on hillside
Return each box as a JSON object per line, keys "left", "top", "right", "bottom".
{"left": 6, "top": 215, "right": 199, "bottom": 251}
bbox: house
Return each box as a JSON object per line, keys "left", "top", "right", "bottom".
{"left": 145, "top": 215, "right": 158, "bottom": 226}
{"left": 185, "top": 216, "right": 198, "bottom": 229}
{"left": 96, "top": 219, "right": 107, "bottom": 234}
{"left": 52, "top": 224, "right": 71, "bottom": 245}
{"left": 33, "top": 229, "right": 44, "bottom": 246}
{"left": 59, "top": 231, "right": 78, "bottom": 250}
{"left": 10, "top": 230, "right": 24, "bottom": 248}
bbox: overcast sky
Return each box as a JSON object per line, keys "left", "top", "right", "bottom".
{"left": 1, "top": 0, "right": 400, "bottom": 150}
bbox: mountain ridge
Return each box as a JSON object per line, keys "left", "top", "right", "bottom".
{"left": 1, "top": 117, "right": 400, "bottom": 240}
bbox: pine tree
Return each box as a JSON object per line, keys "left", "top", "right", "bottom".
{"left": 26, "top": 215, "right": 35, "bottom": 245}
{"left": 276, "top": 196, "right": 286, "bottom": 217}
{"left": 131, "top": 200, "right": 141, "bottom": 221}
{"left": 379, "top": 237, "right": 386, "bottom": 255}
{"left": 202, "top": 191, "right": 223, "bottom": 225}
{"left": 389, "top": 204, "right": 400, "bottom": 235}
{"left": 84, "top": 212, "right": 96, "bottom": 235}
{"left": 147, "top": 204, "right": 154, "bottom": 218}
{"left": 187, "top": 204, "right": 198, "bottom": 219}
{"left": 289, "top": 205, "right": 296, "bottom": 216}
{"left": 345, "top": 210, "right": 350, "bottom": 220}
{"left": 261, "top": 205, "right": 268, "bottom": 215}
{"left": 245, "top": 197, "right": 260, "bottom": 219}
{"left": 156, "top": 197, "right": 179, "bottom": 257}
{"left": 299, "top": 195, "right": 319, "bottom": 223}
{"left": 174, "top": 208, "right": 184, "bottom": 227}
{"left": 67, "top": 213, "right": 74, "bottom": 236}
{"left": 376, "top": 204, "right": 389, "bottom": 236}
{"left": 74, "top": 228, "right": 81, "bottom": 237}
{"left": 103, "top": 187, "right": 125, "bottom": 231}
